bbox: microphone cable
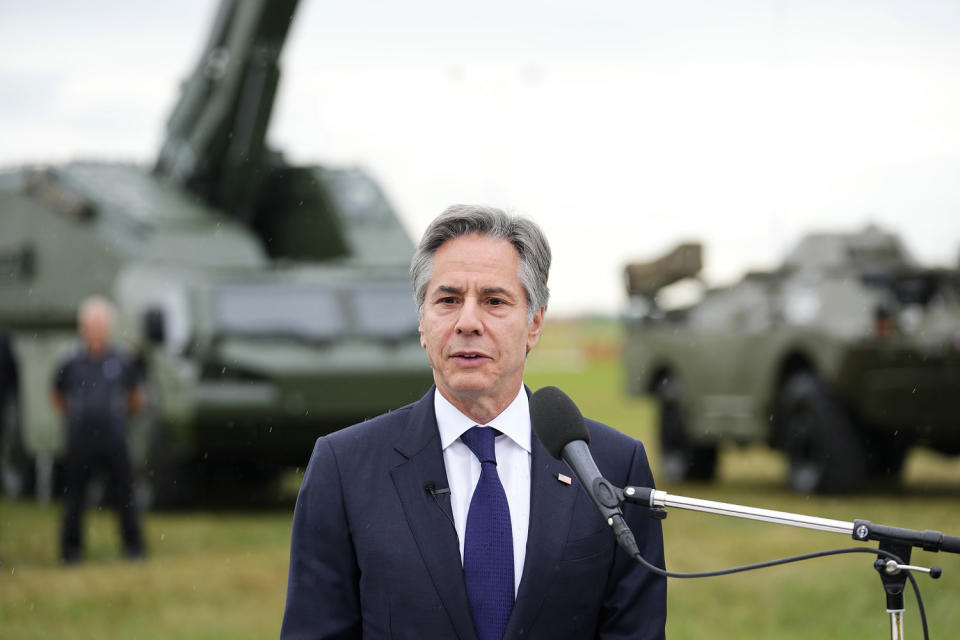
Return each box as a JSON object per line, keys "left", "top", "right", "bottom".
{"left": 628, "top": 544, "right": 929, "bottom": 640}
{"left": 424, "top": 481, "right": 457, "bottom": 533}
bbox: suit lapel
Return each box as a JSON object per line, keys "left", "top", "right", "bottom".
{"left": 504, "top": 434, "right": 580, "bottom": 639}
{"left": 390, "top": 388, "right": 479, "bottom": 640}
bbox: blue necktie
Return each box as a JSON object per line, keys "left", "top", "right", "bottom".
{"left": 461, "top": 426, "right": 514, "bottom": 640}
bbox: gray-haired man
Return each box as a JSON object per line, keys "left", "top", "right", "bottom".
{"left": 282, "top": 205, "right": 666, "bottom": 640}
{"left": 53, "top": 296, "right": 145, "bottom": 564}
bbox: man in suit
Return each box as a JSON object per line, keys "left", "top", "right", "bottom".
{"left": 281, "top": 205, "right": 666, "bottom": 639}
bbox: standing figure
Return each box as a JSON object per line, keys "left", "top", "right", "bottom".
{"left": 53, "top": 296, "right": 145, "bottom": 564}
{"left": 0, "top": 328, "right": 16, "bottom": 449}
{"left": 281, "top": 205, "right": 666, "bottom": 640}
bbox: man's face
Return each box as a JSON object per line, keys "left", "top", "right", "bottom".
{"left": 80, "top": 307, "right": 112, "bottom": 356}
{"left": 419, "top": 233, "right": 544, "bottom": 417}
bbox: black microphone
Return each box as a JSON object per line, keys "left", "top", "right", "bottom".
{"left": 424, "top": 481, "right": 455, "bottom": 531}
{"left": 424, "top": 481, "right": 450, "bottom": 497}
{"left": 530, "top": 386, "right": 640, "bottom": 558}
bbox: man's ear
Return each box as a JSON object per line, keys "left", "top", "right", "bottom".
{"left": 525, "top": 307, "right": 545, "bottom": 352}
{"left": 418, "top": 318, "right": 426, "bottom": 349}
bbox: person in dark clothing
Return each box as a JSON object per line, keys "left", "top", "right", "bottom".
{"left": 52, "top": 296, "right": 145, "bottom": 564}
{"left": 0, "top": 329, "right": 16, "bottom": 445}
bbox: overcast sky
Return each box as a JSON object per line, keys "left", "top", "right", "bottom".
{"left": 2, "top": 0, "right": 958, "bottom": 314}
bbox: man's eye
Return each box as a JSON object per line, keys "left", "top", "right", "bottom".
{"left": 439, "top": 297, "right": 457, "bottom": 304}
{"left": 488, "top": 298, "right": 504, "bottom": 306}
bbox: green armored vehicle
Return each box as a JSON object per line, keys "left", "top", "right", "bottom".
{"left": 624, "top": 226, "right": 960, "bottom": 494}
{"left": 0, "top": 0, "right": 432, "bottom": 505}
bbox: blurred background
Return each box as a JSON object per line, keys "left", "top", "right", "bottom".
{"left": 3, "top": 0, "right": 959, "bottom": 313}
{"left": 1, "top": 1, "right": 959, "bottom": 638}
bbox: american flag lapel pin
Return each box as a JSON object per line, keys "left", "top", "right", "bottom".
{"left": 557, "top": 473, "right": 572, "bottom": 485}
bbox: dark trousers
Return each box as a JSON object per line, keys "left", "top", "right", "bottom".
{"left": 61, "top": 433, "right": 144, "bottom": 562}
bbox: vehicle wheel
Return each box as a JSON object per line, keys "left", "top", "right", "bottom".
{"left": 655, "top": 375, "right": 717, "bottom": 483}
{"left": 140, "top": 420, "right": 196, "bottom": 510}
{"left": 863, "top": 432, "right": 909, "bottom": 479}
{"left": 194, "top": 459, "right": 284, "bottom": 507}
{"left": 777, "top": 372, "right": 866, "bottom": 494}
{"left": 0, "top": 393, "right": 37, "bottom": 498}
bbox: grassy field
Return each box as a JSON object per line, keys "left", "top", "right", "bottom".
{"left": 2, "top": 318, "right": 959, "bottom": 639}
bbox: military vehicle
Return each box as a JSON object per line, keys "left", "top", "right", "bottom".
{"left": 624, "top": 226, "right": 960, "bottom": 494}
{"left": 0, "top": 0, "right": 433, "bottom": 506}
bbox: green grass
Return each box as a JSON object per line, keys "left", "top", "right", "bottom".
{"left": 0, "top": 503, "right": 291, "bottom": 640}
{"left": 2, "top": 318, "right": 959, "bottom": 639}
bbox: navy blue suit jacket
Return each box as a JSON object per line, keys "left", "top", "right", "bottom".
{"left": 281, "top": 387, "right": 666, "bottom": 639}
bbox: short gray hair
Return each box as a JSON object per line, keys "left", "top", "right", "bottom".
{"left": 410, "top": 204, "right": 551, "bottom": 320}
{"left": 78, "top": 295, "right": 116, "bottom": 329}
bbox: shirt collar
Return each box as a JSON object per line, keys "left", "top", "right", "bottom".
{"left": 435, "top": 385, "right": 531, "bottom": 454}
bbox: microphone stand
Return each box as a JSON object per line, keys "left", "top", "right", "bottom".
{"left": 619, "top": 486, "right": 960, "bottom": 640}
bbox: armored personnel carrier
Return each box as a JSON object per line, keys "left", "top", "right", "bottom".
{"left": 0, "top": 0, "right": 433, "bottom": 505}
{"left": 624, "top": 226, "right": 960, "bottom": 493}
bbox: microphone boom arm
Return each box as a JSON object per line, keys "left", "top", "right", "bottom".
{"left": 621, "top": 485, "right": 960, "bottom": 555}
{"left": 620, "top": 485, "right": 959, "bottom": 640}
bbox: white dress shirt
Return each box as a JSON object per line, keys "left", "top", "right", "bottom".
{"left": 434, "top": 385, "right": 532, "bottom": 596}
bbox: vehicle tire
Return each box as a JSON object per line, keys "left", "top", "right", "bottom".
{"left": 0, "top": 393, "right": 37, "bottom": 499}
{"left": 140, "top": 420, "right": 196, "bottom": 510}
{"left": 655, "top": 375, "right": 718, "bottom": 483}
{"left": 777, "top": 372, "right": 866, "bottom": 494}
{"left": 863, "top": 432, "right": 909, "bottom": 479}
{"left": 195, "top": 459, "right": 284, "bottom": 507}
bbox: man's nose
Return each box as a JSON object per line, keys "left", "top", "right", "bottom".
{"left": 454, "top": 298, "right": 483, "bottom": 335}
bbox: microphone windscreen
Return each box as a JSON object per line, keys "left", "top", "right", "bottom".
{"left": 530, "top": 386, "right": 589, "bottom": 459}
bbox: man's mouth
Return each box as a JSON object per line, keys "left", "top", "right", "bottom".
{"left": 452, "top": 352, "right": 486, "bottom": 360}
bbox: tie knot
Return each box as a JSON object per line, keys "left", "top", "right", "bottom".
{"left": 461, "top": 426, "right": 499, "bottom": 464}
